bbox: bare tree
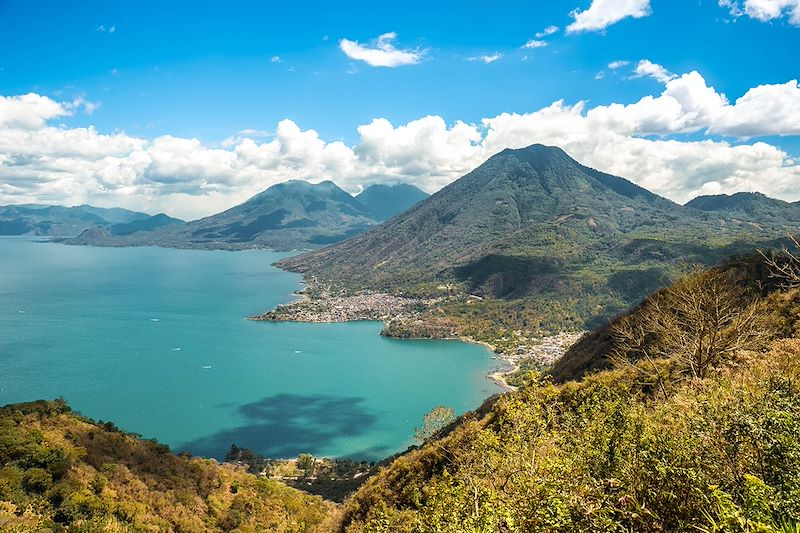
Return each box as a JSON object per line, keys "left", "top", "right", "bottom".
{"left": 612, "top": 269, "right": 769, "bottom": 381}
{"left": 760, "top": 235, "right": 800, "bottom": 288}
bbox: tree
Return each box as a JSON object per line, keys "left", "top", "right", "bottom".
{"left": 296, "top": 453, "right": 315, "bottom": 477}
{"left": 761, "top": 235, "right": 800, "bottom": 288}
{"left": 611, "top": 269, "right": 770, "bottom": 381}
{"left": 415, "top": 406, "right": 456, "bottom": 444}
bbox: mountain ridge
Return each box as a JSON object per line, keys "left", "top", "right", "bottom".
{"left": 0, "top": 204, "right": 150, "bottom": 237}
{"left": 276, "top": 144, "right": 800, "bottom": 337}
{"left": 62, "top": 181, "right": 429, "bottom": 250}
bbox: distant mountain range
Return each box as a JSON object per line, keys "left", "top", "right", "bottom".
{"left": 355, "top": 183, "right": 430, "bottom": 221}
{"left": 0, "top": 204, "right": 152, "bottom": 237}
{"left": 279, "top": 144, "right": 798, "bottom": 332}
{"left": 63, "top": 181, "right": 429, "bottom": 250}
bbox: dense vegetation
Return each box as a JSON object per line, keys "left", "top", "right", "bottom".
{"left": 225, "top": 445, "right": 376, "bottom": 503}
{"left": 329, "top": 257, "right": 800, "bottom": 532}
{"left": 279, "top": 145, "right": 796, "bottom": 340}
{"left": 0, "top": 400, "right": 333, "bottom": 532}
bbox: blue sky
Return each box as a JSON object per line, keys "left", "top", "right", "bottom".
{"left": 0, "top": 0, "right": 799, "bottom": 218}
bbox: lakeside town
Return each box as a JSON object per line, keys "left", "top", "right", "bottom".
{"left": 253, "top": 287, "right": 584, "bottom": 388}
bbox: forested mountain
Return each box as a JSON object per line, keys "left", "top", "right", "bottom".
{"left": 278, "top": 145, "right": 798, "bottom": 333}
{"left": 686, "top": 191, "right": 800, "bottom": 226}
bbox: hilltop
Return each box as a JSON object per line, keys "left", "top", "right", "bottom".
{"left": 686, "top": 191, "right": 800, "bottom": 227}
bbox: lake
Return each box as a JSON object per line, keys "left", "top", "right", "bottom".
{"left": 0, "top": 237, "right": 503, "bottom": 461}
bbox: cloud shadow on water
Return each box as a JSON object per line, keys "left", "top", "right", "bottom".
{"left": 178, "top": 393, "right": 379, "bottom": 460}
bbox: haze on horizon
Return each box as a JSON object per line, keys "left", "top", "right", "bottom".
{"left": 1, "top": 0, "right": 799, "bottom": 220}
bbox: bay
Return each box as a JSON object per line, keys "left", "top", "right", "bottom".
{"left": 0, "top": 237, "right": 503, "bottom": 461}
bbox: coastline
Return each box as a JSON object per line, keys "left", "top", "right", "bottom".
{"left": 252, "top": 287, "right": 582, "bottom": 391}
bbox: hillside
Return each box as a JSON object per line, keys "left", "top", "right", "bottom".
{"left": 549, "top": 253, "right": 787, "bottom": 383}
{"left": 686, "top": 191, "right": 800, "bottom": 226}
{"left": 355, "top": 183, "right": 429, "bottom": 222}
{"left": 65, "top": 180, "right": 429, "bottom": 251}
{"left": 109, "top": 213, "right": 185, "bottom": 236}
{"left": 276, "top": 145, "right": 797, "bottom": 338}
{"left": 330, "top": 259, "right": 800, "bottom": 532}
{"left": 0, "top": 204, "right": 149, "bottom": 237}
{"left": 0, "top": 399, "right": 333, "bottom": 532}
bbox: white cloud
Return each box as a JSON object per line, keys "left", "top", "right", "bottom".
{"left": 709, "top": 79, "right": 800, "bottom": 136}
{"left": 95, "top": 24, "right": 115, "bottom": 33}
{"left": 720, "top": 0, "right": 800, "bottom": 24}
{"left": 608, "top": 59, "right": 630, "bottom": 69}
{"left": 0, "top": 93, "right": 68, "bottom": 129}
{"left": 1, "top": 73, "right": 800, "bottom": 219}
{"left": 567, "top": 0, "right": 652, "bottom": 33}
{"left": 522, "top": 39, "right": 548, "bottom": 48}
{"left": 339, "top": 32, "right": 422, "bottom": 67}
{"left": 469, "top": 53, "right": 502, "bottom": 64}
{"left": 67, "top": 97, "right": 101, "bottom": 116}
{"left": 535, "top": 25, "right": 560, "bottom": 38}
{"left": 270, "top": 56, "right": 282, "bottom": 63}
{"left": 633, "top": 59, "right": 676, "bottom": 83}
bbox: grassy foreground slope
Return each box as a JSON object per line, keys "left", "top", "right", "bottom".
{"left": 0, "top": 400, "right": 333, "bottom": 532}
{"left": 332, "top": 259, "right": 800, "bottom": 532}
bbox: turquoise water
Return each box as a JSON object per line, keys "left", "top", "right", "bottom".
{"left": 0, "top": 237, "right": 502, "bottom": 460}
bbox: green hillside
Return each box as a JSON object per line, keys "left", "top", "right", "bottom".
{"left": 330, "top": 258, "right": 800, "bottom": 532}
{"left": 686, "top": 192, "right": 800, "bottom": 226}
{"left": 0, "top": 399, "right": 333, "bottom": 532}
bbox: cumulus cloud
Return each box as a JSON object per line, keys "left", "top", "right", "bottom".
{"left": 720, "top": 0, "right": 800, "bottom": 24}
{"left": 2, "top": 73, "right": 800, "bottom": 219}
{"left": 0, "top": 93, "right": 68, "bottom": 129}
{"left": 632, "top": 59, "right": 677, "bottom": 83}
{"left": 468, "top": 53, "right": 502, "bottom": 64}
{"left": 567, "top": 0, "right": 652, "bottom": 33}
{"left": 339, "top": 32, "right": 422, "bottom": 67}
{"left": 608, "top": 59, "right": 630, "bottom": 69}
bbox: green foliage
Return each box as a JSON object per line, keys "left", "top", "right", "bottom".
{"left": 0, "top": 399, "right": 333, "bottom": 531}
{"left": 335, "top": 268, "right": 800, "bottom": 533}
{"left": 297, "top": 453, "right": 315, "bottom": 473}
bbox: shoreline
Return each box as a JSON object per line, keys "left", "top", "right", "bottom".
{"left": 252, "top": 288, "right": 582, "bottom": 391}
